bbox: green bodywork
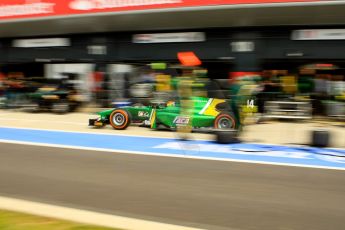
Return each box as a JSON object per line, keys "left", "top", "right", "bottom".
{"left": 98, "top": 106, "right": 153, "bottom": 123}
{"left": 96, "top": 96, "right": 238, "bottom": 130}
{"left": 29, "top": 89, "right": 69, "bottom": 99}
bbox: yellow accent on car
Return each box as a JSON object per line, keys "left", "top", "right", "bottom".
{"left": 150, "top": 109, "right": 156, "bottom": 129}
{"left": 94, "top": 121, "right": 103, "bottom": 127}
{"left": 202, "top": 99, "right": 225, "bottom": 116}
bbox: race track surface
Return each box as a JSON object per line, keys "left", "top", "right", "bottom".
{"left": 0, "top": 143, "right": 344, "bottom": 230}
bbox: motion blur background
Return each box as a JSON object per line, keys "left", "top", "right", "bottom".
{"left": 0, "top": 1, "right": 345, "bottom": 230}
{"left": 0, "top": 0, "right": 344, "bottom": 120}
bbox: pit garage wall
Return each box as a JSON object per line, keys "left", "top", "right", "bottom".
{"left": 2, "top": 28, "right": 345, "bottom": 75}
{"left": 2, "top": 36, "right": 111, "bottom": 63}
{"left": 45, "top": 63, "right": 95, "bottom": 101}
{"left": 260, "top": 29, "right": 345, "bottom": 60}
{"left": 101, "top": 28, "right": 345, "bottom": 73}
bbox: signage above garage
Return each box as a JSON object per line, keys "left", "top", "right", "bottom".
{"left": 132, "top": 32, "right": 205, "bottom": 43}
{"left": 0, "top": 0, "right": 328, "bottom": 21}
{"left": 12, "top": 38, "right": 70, "bottom": 48}
{"left": 292, "top": 29, "right": 345, "bottom": 40}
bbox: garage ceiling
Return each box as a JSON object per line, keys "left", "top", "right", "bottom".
{"left": 0, "top": 2, "right": 345, "bottom": 37}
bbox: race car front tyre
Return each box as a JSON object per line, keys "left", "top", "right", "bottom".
{"left": 109, "top": 109, "right": 131, "bottom": 130}
{"left": 214, "top": 112, "right": 236, "bottom": 130}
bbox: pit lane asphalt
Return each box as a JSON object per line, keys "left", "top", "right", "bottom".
{"left": 0, "top": 111, "right": 344, "bottom": 147}
{"left": 0, "top": 143, "right": 344, "bottom": 230}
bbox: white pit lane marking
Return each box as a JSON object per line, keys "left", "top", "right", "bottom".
{"left": 0, "top": 138, "right": 344, "bottom": 171}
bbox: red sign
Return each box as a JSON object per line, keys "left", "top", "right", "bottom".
{"left": 0, "top": 0, "right": 324, "bottom": 21}
{"left": 178, "top": 51, "right": 202, "bottom": 66}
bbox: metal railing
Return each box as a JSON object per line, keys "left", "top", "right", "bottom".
{"left": 263, "top": 100, "right": 313, "bottom": 120}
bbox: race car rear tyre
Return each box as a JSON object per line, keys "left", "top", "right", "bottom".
{"left": 214, "top": 112, "right": 236, "bottom": 130}
{"left": 215, "top": 130, "right": 239, "bottom": 144}
{"left": 109, "top": 109, "right": 131, "bottom": 130}
{"left": 311, "top": 129, "right": 330, "bottom": 147}
{"left": 52, "top": 100, "right": 70, "bottom": 114}
{"left": 25, "top": 102, "right": 40, "bottom": 113}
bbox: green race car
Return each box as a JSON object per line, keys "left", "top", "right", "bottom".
{"left": 89, "top": 96, "right": 240, "bottom": 131}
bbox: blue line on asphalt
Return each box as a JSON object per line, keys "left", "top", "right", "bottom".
{"left": 0, "top": 127, "right": 344, "bottom": 169}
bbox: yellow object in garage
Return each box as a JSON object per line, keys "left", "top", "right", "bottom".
{"left": 335, "top": 94, "right": 345, "bottom": 101}
{"left": 155, "top": 74, "right": 171, "bottom": 91}
{"left": 42, "top": 95, "right": 59, "bottom": 100}
{"left": 281, "top": 76, "right": 297, "bottom": 94}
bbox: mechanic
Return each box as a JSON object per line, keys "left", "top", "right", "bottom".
{"left": 176, "top": 68, "right": 194, "bottom": 140}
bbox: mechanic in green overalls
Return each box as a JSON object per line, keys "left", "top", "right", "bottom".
{"left": 229, "top": 76, "right": 242, "bottom": 130}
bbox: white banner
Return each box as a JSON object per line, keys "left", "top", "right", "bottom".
{"left": 133, "top": 32, "right": 205, "bottom": 43}
{"left": 13, "top": 38, "right": 70, "bottom": 48}
{"left": 292, "top": 29, "right": 345, "bottom": 40}
{"left": 69, "top": 0, "right": 182, "bottom": 11}
{"left": 231, "top": 41, "right": 255, "bottom": 52}
{"left": 0, "top": 2, "right": 55, "bottom": 17}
